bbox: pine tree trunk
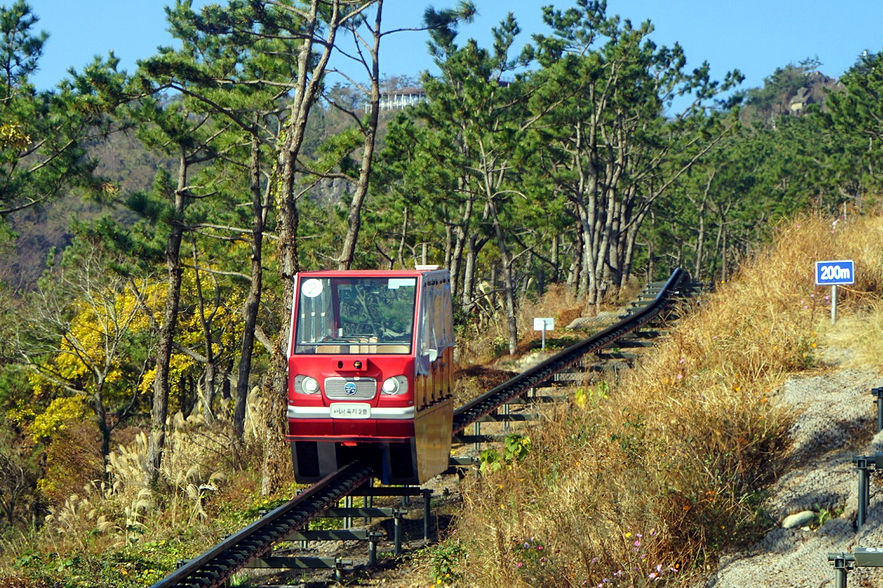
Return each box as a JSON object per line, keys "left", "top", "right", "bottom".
{"left": 233, "top": 132, "right": 265, "bottom": 443}
{"left": 337, "top": 5, "right": 382, "bottom": 269}
{"left": 261, "top": 351, "right": 292, "bottom": 495}
{"left": 147, "top": 152, "right": 188, "bottom": 487}
{"left": 395, "top": 207, "right": 407, "bottom": 268}
{"left": 269, "top": 0, "right": 341, "bottom": 495}
{"left": 461, "top": 234, "right": 486, "bottom": 313}
{"left": 94, "top": 390, "right": 111, "bottom": 482}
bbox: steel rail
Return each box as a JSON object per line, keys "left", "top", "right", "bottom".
{"left": 148, "top": 462, "right": 374, "bottom": 588}
{"left": 452, "top": 268, "right": 687, "bottom": 434}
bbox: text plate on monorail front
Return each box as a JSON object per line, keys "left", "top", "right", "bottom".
{"left": 329, "top": 403, "right": 371, "bottom": 419}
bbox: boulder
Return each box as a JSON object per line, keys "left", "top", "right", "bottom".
{"left": 782, "top": 510, "right": 816, "bottom": 529}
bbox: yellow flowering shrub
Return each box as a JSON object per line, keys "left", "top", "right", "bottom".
{"left": 30, "top": 395, "right": 89, "bottom": 442}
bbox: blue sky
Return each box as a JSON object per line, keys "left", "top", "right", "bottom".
{"left": 20, "top": 0, "right": 883, "bottom": 94}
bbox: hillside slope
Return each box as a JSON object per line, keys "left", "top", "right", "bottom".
{"left": 442, "top": 214, "right": 883, "bottom": 588}
{"left": 707, "top": 363, "right": 882, "bottom": 586}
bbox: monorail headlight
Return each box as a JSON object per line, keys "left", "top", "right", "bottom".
{"left": 381, "top": 376, "right": 408, "bottom": 395}
{"left": 295, "top": 375, "right": 320, "bottom": 394}
{"left": 381, "top": 378, "right": 399, "bottom": 394}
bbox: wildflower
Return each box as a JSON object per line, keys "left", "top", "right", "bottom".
{"left": 649, "top": 572, "right": 658, "bottom": 579}
{"left": 656, "top": 564, "right": 663, "bottom": 573}
{"left": 524, "top": 542, "right": 531, "bottom": 549}
{"left": 516, "top": 562, "right": 523, "bottom": 568}
{"left": 634, "top": 540, "right": 641, "bottom": 547}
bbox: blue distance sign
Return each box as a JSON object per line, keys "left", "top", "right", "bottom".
{"left": 815, "top": 260, "right": 855, "bottom": 285}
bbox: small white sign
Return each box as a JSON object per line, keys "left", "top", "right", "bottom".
{"left": 533, "top": 317, "right": 554, "bottom": 331}
{"left": 302, "top": 278, "right": 324, "bottom": 297}
{"left": 329, "top": 403, "right": 371, "bottom": 419}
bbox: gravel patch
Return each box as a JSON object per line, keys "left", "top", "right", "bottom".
{"left": 703, "top": 366, "right": 883, "bottom": 587}
{"left": 566, "top": 311, "right": 622, "bottom": 330}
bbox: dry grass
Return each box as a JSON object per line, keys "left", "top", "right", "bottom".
{"left": 0, "top": 390, "right": 275, "bottom": 584}
{"left": 447, "top": 214, "right": 883, "bottom": 587}
{"left": 37, "top": 422, "right": 232, "bottom": 556}
{"left": 455, "top": 279, "right": 644, "bottom": 372}
{"left": 823, "top": 302, "right": 883, "bottom": 369}
{"left": 457, "top": 283, "right": 598, "bottom": 365}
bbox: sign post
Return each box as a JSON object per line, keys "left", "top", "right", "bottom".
{"left": 815, "top": 260, "right": 855, "bottom": 324}
{"left": 533, "top": 317, "right": 554, "bottom": 350}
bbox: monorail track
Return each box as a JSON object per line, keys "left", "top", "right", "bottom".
{"left": 148, "top": 463, "right": 374, "bottom": 588}
{"left": 452, "top": 268, "right": 688, "bottom": 435}
{"left": 150, "top": 268, "right": 692, "bottom": 588}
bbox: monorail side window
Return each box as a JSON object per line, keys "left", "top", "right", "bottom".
{"left": 416, "top": 280, "right": 454, "bottom": 372}
{"left": 294, "top": 277, "right": 417, "bottom": 354}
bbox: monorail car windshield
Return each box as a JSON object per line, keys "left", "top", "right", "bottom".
{"left": 293, "top": 276, "right": 417, "bottom": 354}
{"left": 286, "top": 268, "right": 455, "bottom": 485}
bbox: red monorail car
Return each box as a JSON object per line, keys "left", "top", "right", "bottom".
{"left": 286, "top": 267, "right": 455, "bottom": 485}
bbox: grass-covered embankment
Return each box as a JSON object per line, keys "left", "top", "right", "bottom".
{"left": 438, "top": 214, "right": 883, "bottom": 587}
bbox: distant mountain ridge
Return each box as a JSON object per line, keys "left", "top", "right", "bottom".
{"left": 741, "top": 63, "right": 842, "bottom": 123}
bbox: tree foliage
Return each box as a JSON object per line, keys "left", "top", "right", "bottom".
{"left": 0, "top": 1, "right": 124, "bottom": 220}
